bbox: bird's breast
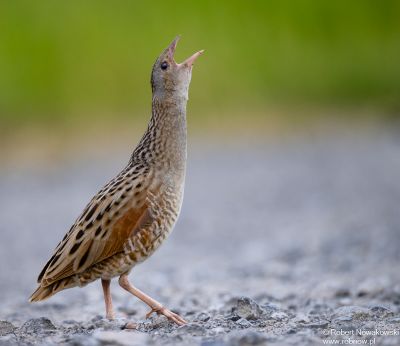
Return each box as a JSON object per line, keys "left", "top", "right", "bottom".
{"left": 122, "top": 177, "right": 184, "bottom": 263}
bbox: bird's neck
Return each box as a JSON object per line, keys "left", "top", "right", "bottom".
{"left": 132, "top": 95, "right": 187, "bottom": 173}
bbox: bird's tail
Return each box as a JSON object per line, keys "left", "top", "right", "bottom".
{"left": 29, "top": 276, "right": 77, "bottom": 302}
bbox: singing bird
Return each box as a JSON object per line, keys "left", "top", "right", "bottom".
{"left": 29, "top": 36, "right": 203, "bottom": 326}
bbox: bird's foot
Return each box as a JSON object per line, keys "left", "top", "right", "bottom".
{"left": 105, "top": 311, "right": 116, "bottom": 320}
{"left": 146, "top": 305, "right": 187, "bottom": 326}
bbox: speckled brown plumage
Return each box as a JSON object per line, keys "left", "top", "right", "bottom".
{"left": 29, "top": 36, "right": 203, "bottom": 326}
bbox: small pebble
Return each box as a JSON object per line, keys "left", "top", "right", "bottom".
{"left": 197, "top": 312, "right": 211, "bottom": 322}
{"left": 270, "top": 311, "right": 288, "bottom": 321}
{"left": 293, "top": 313, "right": 310, "bottom": 324}
{"left": 0, "top": 321, "right": 15, "bottom": 337}
{"left": 332, "top": 306, "right": 371, "bottom": 320}
{"left": 368, "top": 304, "right": 394, "bottom": 317}
{"left": 234, "top": 297, "right": 263, "bottom": 320}
{"left": 236, "top": 318, "right": 252, "bottom": 328}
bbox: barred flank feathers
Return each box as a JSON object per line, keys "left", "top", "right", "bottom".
{"left": 29, "top": 276, "right": 77, "bottom": 302}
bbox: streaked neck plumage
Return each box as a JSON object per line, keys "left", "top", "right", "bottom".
{"left": 131, "top": 94, "right": 187, "bottom": 176}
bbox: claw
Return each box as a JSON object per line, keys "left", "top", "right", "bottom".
{"left": 145, "top": 305, "right": 187, "bottom": 326}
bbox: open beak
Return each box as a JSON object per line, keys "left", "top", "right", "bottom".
{"left": 181, "top": 50, "right": 205, "bottom": 67}
{"left": 166, "top": 35, "right": 204, "bottom": 68}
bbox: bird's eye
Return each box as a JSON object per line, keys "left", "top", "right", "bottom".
{"left": 160, "top": 61, "right": 169, "bottom": 70}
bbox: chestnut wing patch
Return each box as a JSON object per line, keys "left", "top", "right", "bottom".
{"left": 39, "top": 197, "right": 151, "bottom": 287}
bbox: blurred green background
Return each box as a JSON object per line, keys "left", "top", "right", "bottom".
{"left": 0, "top": 0, "right": 399, "bottom": 140}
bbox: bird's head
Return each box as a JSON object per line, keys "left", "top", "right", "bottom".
{"left": 151, "top": 36, "right": 204, "bottom": 101}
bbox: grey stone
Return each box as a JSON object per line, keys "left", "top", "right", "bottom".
{"left": 233, "top": 297, "right": 263, "bottom": 320}
{"left": 270, "top": 311, "right": 288, "bottom": 321}
{"left": 332, "top": 306, "right": 371, "bottom": 320}
{"left": 19, "top": 317, "right": 57, "bottom": 335}
{"left": 145, "top": 315, "right": 171, "bottom": 330}
{"left": 196, "top": 312, "right": 211, "bottom": 322}
{"left": 0, "top": 321, "right": 15, "bottom": 337}
{"left": 293, "top": 313, "right": 310, "bottom": 324}
{"left": 368, "top": 304, "right": 394, "bottom": 317}
{"left": 235, "top": 318, "right": 252, "bottom": 328}
{"left": 135, "top": 318, "right": 167, "bottom": 332}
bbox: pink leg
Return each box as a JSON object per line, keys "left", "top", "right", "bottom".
{"left": 101, "top": 279, "right": 115, "bottom": 320}
{"left": 118, "top": 274, "right": 186, "bottom": 326}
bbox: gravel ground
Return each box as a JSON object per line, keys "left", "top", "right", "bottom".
{"left": 1, "top": 132, "right": 400, "bottom": 346}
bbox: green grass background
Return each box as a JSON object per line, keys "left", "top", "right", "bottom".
{"left": 0, "top": 0, "right": 399, "bottom": 130}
